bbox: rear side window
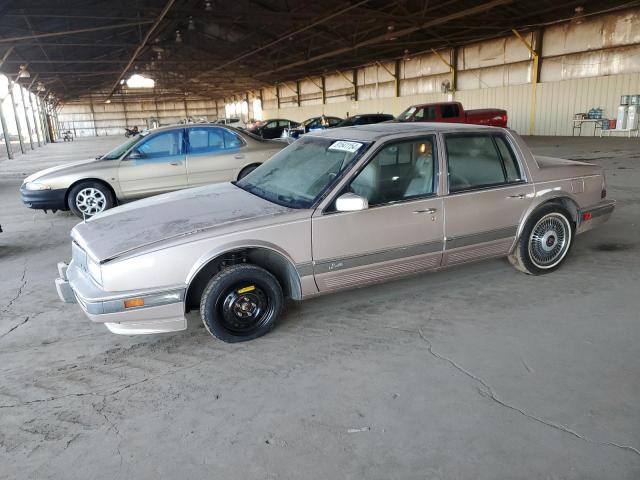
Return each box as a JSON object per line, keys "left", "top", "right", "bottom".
{"left": 445, "top": 134, "right": 522, "bottom": 193}
{"left": 441, "top": 104, "right": 460, "bottom": 118}
{"left": 188, "top": 127, "right": 243, "bottom": 154}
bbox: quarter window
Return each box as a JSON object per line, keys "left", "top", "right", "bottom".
{"left": 495, "top": 136, "right": 522, "bottom": 182}
{"left": 445, "top": 134, "right": 523, "bottom": 193}
{"left": 349, "top": 137, "right": 436, "bottom": 206}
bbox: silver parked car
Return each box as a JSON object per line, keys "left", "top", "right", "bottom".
{"left": 55, "top": 123, "right": 614, "bottom": 342}
{"left": 20, "top": 124, "right": 284, "bottom": 218}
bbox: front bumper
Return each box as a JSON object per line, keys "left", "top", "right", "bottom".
{"left": 576, "top": 199, "right": 616, "bottom": 234}
{"left": 55, "top": 260, "right": 187, "bottom": 335}
{"left": 20, "top": 185, "right": 67, "bottom": 211}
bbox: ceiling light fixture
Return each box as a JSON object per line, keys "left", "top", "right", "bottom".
{"left": 204, "top": 0, "right": 212, "bottom": 11}
{"left": 175, "top": 30, "right": 182, "bottom": 44}
{"left": 17, "top": 64, "right": 30, "bottom": 79}
{"left": 188, "top": 16, "right": 195, "bottom": 31}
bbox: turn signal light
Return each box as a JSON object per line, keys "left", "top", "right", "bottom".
{"left": 124, "top": 298, "right": 145, "bottom": 309}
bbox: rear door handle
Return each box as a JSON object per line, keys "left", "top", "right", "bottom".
{"left": 234, "top": 154, "right": 245, "bottom": 159}
{"left": 170, "top": 161, "right": 182, "bottom": 166}
{"left": 507, "top": 193, "right": 526, "bottom": 199}
{"left": 414, "top": 208, "right": 437, "bottom": 214}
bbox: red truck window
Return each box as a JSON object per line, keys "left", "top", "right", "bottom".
{"left": 441, "top": 104, "right": 460, "bottom": 118}
{"left": 415, "top": 106, "right": 437, "bottom": 121}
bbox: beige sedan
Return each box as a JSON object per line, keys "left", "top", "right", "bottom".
{"left": 56, "top": 123, "right": 614, "bottom": 342}
{"left": 20, "top": 124, "right": 285, "bottom": 218}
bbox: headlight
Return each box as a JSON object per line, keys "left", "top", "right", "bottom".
{"left": 87, "top": 256, "right": 102, "bottom": 285}
{"left": 24, "top": 182, "right": 52, "bottom": 191}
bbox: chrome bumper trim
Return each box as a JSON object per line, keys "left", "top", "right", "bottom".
{"left": 580, "top": 199, "right": 616, "bottom": 220}
{"left": 55, "top": 277, "right": 77, "bottom": 303}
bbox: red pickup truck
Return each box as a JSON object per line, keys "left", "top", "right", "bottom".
{"left": 397, "top": 101, "right": 507, "bottom": 128}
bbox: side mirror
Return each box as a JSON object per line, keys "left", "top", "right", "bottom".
{"left": 335, "top": 192, "right": 368, "bottom": 212}
{"left": 127, "top": 150, "right": 142, "bottom": 160}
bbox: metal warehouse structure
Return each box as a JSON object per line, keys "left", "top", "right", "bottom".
{"left": 0, "top": 0, "right": 639, "bottom": 149}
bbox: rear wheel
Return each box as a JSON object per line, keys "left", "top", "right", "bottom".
{"left": 67, "top": 181, "right": 114, "bottom": 218}
{"left": 200, "top": 264, "right": 283, "bottom": 343}
{"left": 509, "top": 205, "right": 573, "bottom": 275}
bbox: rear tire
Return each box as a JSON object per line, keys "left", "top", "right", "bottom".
{"left": 67, "top": 181, "right": 114, "bottom": 218}
{"left": 237, "top": 164, "right": 260, "bottom": 180}
{"left": 509, "top": 204, "right": 574, "bottom": 275}
{"left": 200, "top": 264, "right": 283, "bottom": 343}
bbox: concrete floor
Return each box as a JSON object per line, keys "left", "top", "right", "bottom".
{"left": 1, "top": 135, "right": 639, "bottom": 480}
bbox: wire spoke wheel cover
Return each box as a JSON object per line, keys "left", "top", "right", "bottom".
{"left": 527, "top": 213, "right": 572, "bottom": 269}
{"left": 75, "top": 187, "right": 106, "bottom": 216}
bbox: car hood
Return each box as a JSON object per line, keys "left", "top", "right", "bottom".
{"left": 71, "top": 183, "right": 293, "bottom": 262}
{"left": 24, "top": 158, "right": 101, "bottom": 183}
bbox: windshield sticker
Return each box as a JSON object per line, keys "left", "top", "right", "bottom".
{"left": 328, "top": 141, "right": 363, "bottom": 153}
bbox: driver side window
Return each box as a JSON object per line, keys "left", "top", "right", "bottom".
{"left": 135, "top": 130, "right": 184, "bottom": 159}
{"left": 349, "top": 137, "right": 436, "bottom": 206}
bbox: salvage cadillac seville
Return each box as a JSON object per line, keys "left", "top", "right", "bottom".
{"left": 55, "top": 123, "right": 615, "bottom": 343}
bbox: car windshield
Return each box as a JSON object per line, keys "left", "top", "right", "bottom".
{"left": 100, "top": 131, "right": 148, "bottom": 160}
{"left": 235, "top": 136, "right": 369, "bottom": 209}
{"left": 396, "top": 107, "right": 416, "bottom": 121}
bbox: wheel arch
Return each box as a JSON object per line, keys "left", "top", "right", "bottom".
{"left": 512, "top": 193, "right": 579, "bottom": 252}
{"left": 185, "top": 245, "right": 303, "bottom": 311}
{"left": 237, "top": 163, "right": 262, "bottom": 180}
{"left": 64, "top": 178, "right": 119, "bottom": 208}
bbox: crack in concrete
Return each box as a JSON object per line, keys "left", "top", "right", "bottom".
{"left": 0, "top": 316, "right": 30, "bottom": 339}
{"left": 413, "top": 327, "right": 640, "bottom": 458}
{"left": 0, "top": 358, "right": 206, "bottom": 409}
{"left": 1, "top": 262, "right": 28, "bottom": 314}
{"left": 93, "top": 398, "right": 123, "bottom": 474}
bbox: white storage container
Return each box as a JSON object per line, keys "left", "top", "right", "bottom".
{"left": 627, "top": 105, "right": 639, "bottom": 130}
{"left": 616, "top": 105, "right": 628, "bottom": 130}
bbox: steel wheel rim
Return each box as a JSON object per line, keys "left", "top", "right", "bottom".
{"left": 528, "top": 213, "right": 571, "bottom": 269}
{"left": 218, "top": 283, "right": 273, "bottom": 335}
{"left": 75, "top": 188, "right": 106, "bottom": 216}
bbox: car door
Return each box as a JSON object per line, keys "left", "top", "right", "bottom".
{"left": 260, "top": 120, "right": 279, "bottom": 139}
{"left": 117, "top": 128, "right": 187, "bottom": 200}
{"left": 442, "top": 132, "right": 534, "bottom": 265}
{"left": 312, "top": 136, "right": 444, "bottom": 292}
{"left": 185, "top": 126, "right": 246, "bottom": 186}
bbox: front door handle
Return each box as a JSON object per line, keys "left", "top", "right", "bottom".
{"left": 169, "top": 161, "right": 182, "bottom": 166}
{"left": 414, "top": 208, "right": 437, "bottom": 214}
{"left": 234, "top": 154, "right": 245, "bottom": 159}
{"left": 507, "top": 193, "right": 526, "bottom": 199}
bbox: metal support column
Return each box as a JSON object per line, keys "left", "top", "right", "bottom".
{"left": 0, "top": 98, "right": 14, "bottom": 159}
{"left": 321, "top": 76, "right": 326, "bottom": 105}
{"left": 19, "top": 86, "right": 35, "bottom": 149}
{"left": 431, "top": 48, "right": 456, "bottom": 96}
{"left": 352, "top": 69, "right": 358, "bottom": 102}
{"left": 512, "top": 28, "right": 541, "bottom": 135}
{"left": 38, "top": 97, "right": 50, "bottom": 143}
{"left": 275, "top": 85, "right": 280, "bottom": 110}
{"left": 29, "top": 92, "right": 42, "bottom": 147}
{"left": 9, "top": 85, "right": 25, "bottom": 154}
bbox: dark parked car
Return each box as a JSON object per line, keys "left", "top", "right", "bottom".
{"left": 289, "top": 115, "right": 343, "bottom": 138}
{"left": 336, "top": 113, "right": 394, "bottom": 127}
{"left": 248, "top": 119, "right": 300, "bottom": 139}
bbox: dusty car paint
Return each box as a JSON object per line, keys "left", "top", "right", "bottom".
{"left": 56, "top": 123, "right": 615, "bottom": 336}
